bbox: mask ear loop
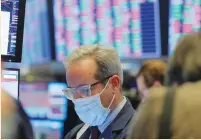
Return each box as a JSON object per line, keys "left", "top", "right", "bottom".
{"left": 108, "top": 94, "right": 115, "bottom": 109}
{"left": 99, "top": 78, "right": 116, "bottom": 109}
{"left": 99, "top": 78, "right": 110, "bottom": 95}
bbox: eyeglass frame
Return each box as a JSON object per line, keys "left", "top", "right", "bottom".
{"left": 62, "top": 75, "right": 114, "bottom": 99}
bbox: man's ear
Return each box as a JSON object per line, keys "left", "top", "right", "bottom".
{"left": 110, "top": 75, "right": 121, "bottom": 90}
{"left": 153, "top": 81, "right": 162, "bottom": 87}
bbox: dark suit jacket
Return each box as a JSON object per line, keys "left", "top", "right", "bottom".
{"left": 65, "top": 100, "right": 135, "bottom": 139}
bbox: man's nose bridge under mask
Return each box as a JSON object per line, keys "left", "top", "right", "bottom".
{"left": 74, "top": 91, "right": 88, "bottom": 99}
{"left": 74, "top": 92, "right": 82, "bottom": 99}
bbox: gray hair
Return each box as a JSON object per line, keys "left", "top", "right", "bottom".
{"left": 63, "top": 44, "right": 124, "bottom": 85}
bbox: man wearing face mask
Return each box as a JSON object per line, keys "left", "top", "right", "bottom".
{"left": 63, "top": 44, "right": 135, "bottom": 139}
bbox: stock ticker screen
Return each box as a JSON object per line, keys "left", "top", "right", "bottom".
{"left": 1, "top": 0, "right": 19, "bottom": 56}
{"left": 53, "top": 0, "right": 161, "bottom": 61}
{"left": 168, "top": 0, "right": 201, "bottom": 55}
{"left": 21, "top": 0, "right": 52, "bottom": 64}
{"left": 19, "top": 82, "right": 67, "bottom": 121}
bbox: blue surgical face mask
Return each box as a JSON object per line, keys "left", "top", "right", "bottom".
{"left": 72, "top": 80, "right": 115, "bottom": 126}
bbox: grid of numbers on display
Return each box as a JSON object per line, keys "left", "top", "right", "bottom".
{"left": 53, "top": 0, "right": 161, "bottom": 61}
{"left": 168, "top": 0, "right": 201, "bottom": 55}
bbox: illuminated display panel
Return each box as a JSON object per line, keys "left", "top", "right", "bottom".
{"left": 1, "top": 69, "right": 19, "bottom": 99}
{"left": 22, "top": 0, "right": 52, "bottom": 64}
{"left": 1, "top": 0, "right": 26, "bottom": 62}
{"left": 53, "top": 0, "right": 161, "bottom": 61}
{"left": 1, "top": 0, "right": 19, "bottom": 56}
{"left": 168, "top": 0, "right": 201, "bottom": 55}
{"left": 31, "top": 120, "right": 64, "bottom": 139}
{"left": 19, "top": 82, "right": 67, "bottom": 121}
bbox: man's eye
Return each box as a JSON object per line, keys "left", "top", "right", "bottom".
{"left": 77, "top": 87, "right": 88, "bottom": 93}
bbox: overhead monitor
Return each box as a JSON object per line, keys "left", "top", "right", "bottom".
{"left": 1, "top": 68, "right": 20, "bottom": 99}
{"left": 31, "top": 120, "right": 64, "bottom": 139}
{"left": 1, "top": 0, "right": 26, "bottom": 62}
{"left": 21, "top": 0, "right": 52, "bottom": 65}
{"left": 19, "top": 82, "right": 68, "bottom": 121}
{"left": 168, "top": 0, "right": 201, "bottom": 55}
{"left": 53, "top": 0, "right": 161, "bottom": 61}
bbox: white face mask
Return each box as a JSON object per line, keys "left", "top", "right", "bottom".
{"left": 72, "top": 80, "right": 115, "bottom": 126}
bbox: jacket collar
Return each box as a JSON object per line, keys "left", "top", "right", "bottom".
{"left": 111, "top": 99, "right": 135, "bottom": 131}
{"left": 99, "top": 100, "right": 135, "bottom": 138}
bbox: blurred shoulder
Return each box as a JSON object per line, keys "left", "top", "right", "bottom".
{"left": 147, "top": 80, "right": 201, "bottom": 99}
{"left": 127, "top": 86, "right": 166, "bottom": 139}
{"left": 146, "top": 86, "right": 167, "bottom": 104}
{"left": 177, "top": 80, "right": 201, "bottom": 97}
{"left": 174, "top": 80, "right": 201, "bottom": 113}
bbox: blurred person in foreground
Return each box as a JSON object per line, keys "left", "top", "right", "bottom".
{"left": 128, "top": 31, "right": 201, "bottom": 139}
{"left": 63, "top": 44, "right": 135, "bottom": 139}
{"left": 1, "top": 63, "right": 34, "bottom": 139}
{"left": 136, "top": 60, "right": 167, "bottom": 102}
{"left": 1, "top": 88, "right": 34, "bottom": 139}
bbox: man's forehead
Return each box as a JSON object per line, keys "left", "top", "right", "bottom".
{"left": 67, "top": 58, "right": 97, "bottom": 74}
{"left": 66, "top": 58, "right": 98, "bottom": 86}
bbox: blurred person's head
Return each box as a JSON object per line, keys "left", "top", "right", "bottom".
{"left": 1, "top": 89, "right": 34, "bottom": 139}
{"left": 1, "top": 63, "right": 16, "bottom": 138}
{"left": 1, "top": 90, "right": 18, "bottom": 139}
{"left": 63, "top": 44, "right": 124, "bottom": 126}
{"left": 166, "top": 31, "right": 201, "bottom": 86}
{"left": 136, "top": 60, "right": 167, "bottom": 101}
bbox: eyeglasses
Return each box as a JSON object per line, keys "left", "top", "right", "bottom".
{"left": 62, "top": 75, "right": 113, "bottom": 100}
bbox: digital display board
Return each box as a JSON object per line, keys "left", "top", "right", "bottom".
{"left": 53, "top": 0, "right": 161, "bottom": 61}
{"left": 168, "top": 0, "right": 201, "bottom": 55}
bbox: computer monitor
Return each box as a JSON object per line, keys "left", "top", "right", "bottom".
{"left": 31, "top": 120, "right": 64, "bottom": 139}
{"left": 1, "top": 0, "right": 26, "bottom": 62}
{"left": 1, "top": 68, "right": 20, "bottom": 99}
{"left": 48, "top": 82, "right": 68, "bottom": 120}
{"left": 21, "top": 0, "right": 53, "bottom": 65}
{"left": 19, "top": 82, "right": 68, "bottom": 120}
{"left": 168, "top": 0, "right": 201, "bottom": 55}
{"left": 53, "top": 0, "right": 161, "bottom": 61}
